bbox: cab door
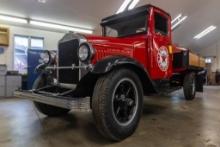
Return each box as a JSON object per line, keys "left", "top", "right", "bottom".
{"left": 149, "top": 9, "right": 173, "bottom": 80}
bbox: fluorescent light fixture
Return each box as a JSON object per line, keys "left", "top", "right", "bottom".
{"left": 0, "top": 15, "right": 28, "bottom": 24}
{"left": 171, "top": 14, "right": 182, "bottom": 24}
{"left": 194, "top": 25, "right": 217, "bottom": 39}
{"left": 30, "top": 20, "right": 93, "bottom": 34}
{"left": 116, "top": 0, "right": 132, "bottom": 14}
{"left": 171, "top": 16, "right": 187, "bottom": 30}
{"left": 128, "top": 0, "right": 140, "bottom": 10}
{"left": 0, "top": 14, "right": 93, "bottom": 34}
{"left": 38, "top": 0, "right": 47, "bottom": 3}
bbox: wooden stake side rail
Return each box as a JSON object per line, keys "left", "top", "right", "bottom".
{"left": 189, "top": 52, "right": 205, "bottom": 68}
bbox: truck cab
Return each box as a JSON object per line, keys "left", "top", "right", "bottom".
{"left": 15, "top": 4, "right": 205, "bottom": 141}
{"left": 100, "top": 5, "right": 173, "bottom": 80}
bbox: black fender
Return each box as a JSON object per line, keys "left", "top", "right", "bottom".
{"left": 91, "top": 56, "right": 157, "bottom": 94}
{"left": 91, "top": 56, "right": 140, "bottom": 74}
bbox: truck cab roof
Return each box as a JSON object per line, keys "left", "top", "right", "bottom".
{"left": 101, "top": 4, "right": 170, "bottom": 26}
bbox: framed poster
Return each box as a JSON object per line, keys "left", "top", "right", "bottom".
{"left": 0, "top": 27, "right": 9, "bottom": 46}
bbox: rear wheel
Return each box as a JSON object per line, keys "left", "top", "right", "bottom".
{"left": 33, "top": 75, "right": 70, "bottom": 117}
{"left": 183, "top": 72, "right": 196, "bottom": 100}
{"left": 92, "top": 69, "right": 143, "bottom": 141}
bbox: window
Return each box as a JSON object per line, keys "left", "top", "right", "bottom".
{"left": 103, "top": 13, "right": 147, "bottom": 37}
{"left": 14, "top": 36, "right": 29, "bottom": 75}
{"left": 154, "top": 13, "right": 168, "bottom": 35}
{"left": 14, "top": 35, "right": 44, "bottom": 74}
{"left": 31, "top": 37, "right": 44, "bottom": 50}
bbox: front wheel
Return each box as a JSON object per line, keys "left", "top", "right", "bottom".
{"left": 92, "top": 69, "right": 143, "bottom": 141}
{"left": 33, "top": 75, "right": 70, "bottom": 117}
{"left": 183, "top": 72, "right": 196, "bottom": 100}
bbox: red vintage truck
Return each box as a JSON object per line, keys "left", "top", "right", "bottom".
{"left": 15, "top": 4, "right": 206, "bottom": 141}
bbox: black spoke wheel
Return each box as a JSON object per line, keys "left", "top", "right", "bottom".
{"left": 33, "top": 75, "right": 70, "bottom": 117}
{"left": 112, "top": 78, "right": 138, "bottom": 126}
{"left": 92, "top": 69, "right": 143, "bottom": 141}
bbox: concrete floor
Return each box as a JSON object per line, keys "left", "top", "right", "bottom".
{"left": 0, "top": 86, "right": 220, "bottom": 147}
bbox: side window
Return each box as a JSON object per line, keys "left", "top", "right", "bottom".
{"left": 154, "top": 13, "right": 168, "bottom": 35}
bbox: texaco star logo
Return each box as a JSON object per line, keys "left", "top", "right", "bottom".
{"left": 157, "top": 46, "right": 169, "bottom": 72}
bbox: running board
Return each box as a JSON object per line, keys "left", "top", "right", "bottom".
{"left": 14, "top": 91, "right": 91, "bottom": 112}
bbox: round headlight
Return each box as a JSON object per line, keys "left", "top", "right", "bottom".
{"left": 40, "top": 52, "right": 50, "bottom": 64}
{"left": 78, "top": 45, "right": 90, "bottom": 62}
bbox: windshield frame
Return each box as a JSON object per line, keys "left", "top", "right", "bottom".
{"left": 101, "top": 5, "right": 149, "bottom": 38}
{"left": 102, "top": 13, "right": 148, "bottom": 38}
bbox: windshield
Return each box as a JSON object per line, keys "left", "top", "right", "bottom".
{"left": 103, "top": 13, "right": 147, "bottom": 37}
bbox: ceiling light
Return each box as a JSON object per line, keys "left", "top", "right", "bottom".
{"left": 38, "top": 0, "right": 47, "bottom": 3}
{"left": 0, "top": 15, "right": 28, "bottom": 24}
{"left": 171, "top": 16, "right": 187, "bottom": 30}
{"left": 29, "top": 20, "right": 93, "bottom": 34}
{"left": 128, "top": 0, "right": 140, "bottom": 10}
{"left": 171, "top": 14, "right": 182, "bottom": 24}
{"left": 194, "top": 25, "right": 217, "bottom": 39}
{"left": 116, "top": 0, "right": 132, "bottom": 14}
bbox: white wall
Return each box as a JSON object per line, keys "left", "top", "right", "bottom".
{"left": 198, "top": 42, "right": 220, "bottom": 72}
{"left": 0, "top": 24, "right": 65, "bottom": 70}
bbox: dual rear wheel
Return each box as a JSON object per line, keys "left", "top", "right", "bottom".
{"left": 183, "top": 72, "right": 196, "bottom": 100}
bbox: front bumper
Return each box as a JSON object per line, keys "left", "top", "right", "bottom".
{"left": 14, "top": 91, "right": 91, "bottom": 112}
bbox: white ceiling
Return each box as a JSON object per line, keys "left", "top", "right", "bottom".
{"left": 0, "top": 0, "right": 219, "bottom": 51}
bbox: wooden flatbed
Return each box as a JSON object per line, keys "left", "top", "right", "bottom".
{"left": 173, "top": 47, "right": 205, "bottom": 72}
{"left": 189, "top": 52, "right": 205, "bottom": 68}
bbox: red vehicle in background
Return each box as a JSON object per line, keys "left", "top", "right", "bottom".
{"left": 16, "top": 5, "right": 205, "bottom": 141}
